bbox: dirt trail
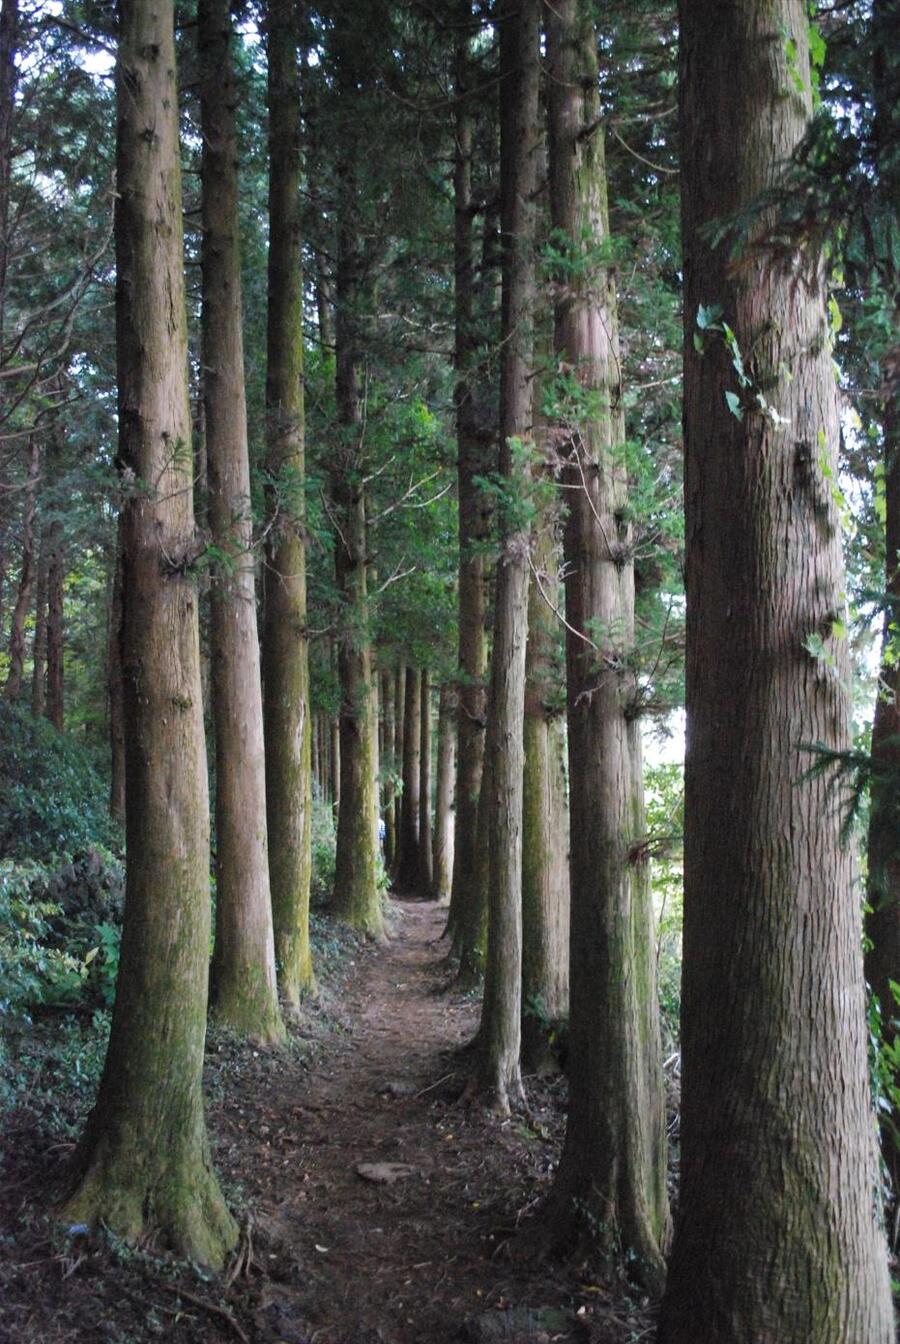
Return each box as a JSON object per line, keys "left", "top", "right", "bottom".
{"left": 219, "top": 896, "right": 571, "bottom": 1344}
{"left": 1, "top": 897, "right": 651, "bottom": 1344}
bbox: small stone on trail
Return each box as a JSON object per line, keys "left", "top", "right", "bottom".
{"left": 355, "top": 1161, "right": 417, "bottom": 1184}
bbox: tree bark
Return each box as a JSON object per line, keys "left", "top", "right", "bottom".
{"left": 448, "top": 0, "right": 491, "bottom": 960}
{"left": 418, "top": 667, "right": 433, "bottom": 892}
{"left": 262, "top": 0, "right": 314, "bottom": 1006}
{"left": 201, "top": 0, "right": 283, "bottom": 1043}
{"left": 432, "top": 683, "right": 456, "bottom": 904}
{"left": 520, "top": 523, "right": 568, "bottom": 1074}
{"left": 329, "top": 135, "right": 382, "bottom": 937}
{"left": 381, "top": 668, "right": 396, "bottom": 870}
{"left": 31, "top": 526, "right": 48, "bottom": 717}
{"left": 4, "top": 435, "right": 38, "bottom": 701}
{"left": 62, "top": 0, "right": 236, "bottom": 1267}
{"left": 659, "top": 3, "right": 893, "bottom": 1337}
{"left": 45, "top": 517, "right": 64, "bottom": 731}
{"left": 0, "top": 0, "right": 18, "bottom": 335}
{"left": 108, "top": 522, "right": 126, "bottom": 825}
{"left": 396, "top": 664, "right": 421, "bottom": 891}
{"left": 473, "top": 0, "right": 541, "bottom": 1113}
{"left": 541, "top": 0, "right": 670, "bottom": 1287}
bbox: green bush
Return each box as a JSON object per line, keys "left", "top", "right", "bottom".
{"left": 0, "top": 702, "right": 121, "bottom": 862}
{"left": 310, "top": 792, "right": 337, "bottom": 907}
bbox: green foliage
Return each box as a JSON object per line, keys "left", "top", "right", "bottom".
{"left": 645, "top": 762, "right": 684, "bottom": 1051}
{"left": 310, "top": 791, "right": 338, "bottom": 907}
{"left": 869, "top": 984, "right": 900, "bottom": 1181}
{"left": 0, "top": 703, "right": 121, "bottom": 862}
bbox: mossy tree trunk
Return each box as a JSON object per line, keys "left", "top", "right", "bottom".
{"left": 473, "top": 0, "right": 541, "bottom": 1114}
{"left": 659, "top": 2, "right": 893, "bottom": 1337}
{"left": 262, "top": 0, "right": 314, "bottom": 1009}
{"left": 62, "top": 0, "right": 236, "bottom": 1267}
{"left": 520, "top": 522, "right": 568, "bottom": 1074}
{"left": 396, "top": 664, "right": 421, "bottom": 891}
{"left": 418, "top": 667, "right": 433, "bottom": 892}
{"left": 432, "top": 683, "right": 456, "bottom": 904}
{"left": 201, "top": 0, "right": 283, "bottom": 1044}
{"left": 542, "top": 0, "right": 670, "bottom": 1288}
{"left": 329, "top": 186, "right": 381, "bottom": 937}
{"left": 107, "top": 521, "right": 126, "bottom": 825}
{"left": 448, "top": 0, "right": 492, "bottom": 960}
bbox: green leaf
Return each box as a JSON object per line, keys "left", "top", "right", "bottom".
{"left": 696, "top": 303, "right": 722, "bottom": 331}
{"left": 724, "top": 390, "right": 743, "bottom": 420}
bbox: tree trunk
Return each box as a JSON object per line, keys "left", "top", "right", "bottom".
{"left": 659, "top": 3, "right": 893, "bottom": 1337}
{"left": 45, "top": 517, "right": 64, "bottom": 731}
{"left": 4, "top": 435, "right": 38, "bottom": 701}
{"left": 541, "top": 0, "right": 669, "bottom": 1287}
{"left": 201, "top": 0, "right": 283, "bottom": 1043}
{"left": 0, "top": 0, "right": 18, "bottom": 335}
{"left": 418, "top": 667, "right": 433, "bottom": 893}
{"left": 31, "top": 527, "right": 48, "bottom": 717}
{"left": 108, "top": 523, "right": 126, "bottom": 825}
{"left": 432, "top": 683, "right": 456, "bottom": 904}
{"left": 62, "top": 0, "right": 236, "bottom": 1267}
{"left": 381, "top": 667, "right": 397, "bottom": 870}
{"left": 473, "top": 0, "right": 540, "bottom": 1113}
{"left": 396, "top": 665, "right": 421, "bottom": 891}
{"left": 262, "top": 0, "right": 314, "bottom": 1007}
{"left": 391, "top": 663, "right": 405, "bottom": 880}
{"left": 520, "top": 524, "right": 568, "bottom": 1075}
{"left": 329, "top": 171, "right": 381, "bottom": 938}
{"left": 448, "top": 0, "right": 491, "bottom": 959}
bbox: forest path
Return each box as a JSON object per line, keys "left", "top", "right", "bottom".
{"left": 207, "top": 896, "right": 637, "bottom": 1344}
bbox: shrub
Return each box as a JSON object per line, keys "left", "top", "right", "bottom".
{"left": 0, "top": 702, "right": 121, "bottom": 862}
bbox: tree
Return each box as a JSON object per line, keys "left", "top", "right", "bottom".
{"left": 473, "top": 0, "right": 541, "bottom": 1113}
{"left": 542, "top": 0, "right": 669, "bottom": 1286}
{"left": 201, "top": 0, "right": 283, "bottom": 1044}
{"left": 658, "top": 2, "right": 892, "bottom": 1336}
{"left": 262, "top": 0, "right": 314, "bottom": 1003}
{"left": 62, "top": 0, "right": 236, "bottom": 1266}
{"left": 520, "top": 516, "right": 568, "bottom": 1074}
{"left": 447, "top": 0, "right": 495, "bottom": 973}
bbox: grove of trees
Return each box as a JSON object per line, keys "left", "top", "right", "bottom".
{"left": 1, "top": 0, "right": 897, "bottom": 1338}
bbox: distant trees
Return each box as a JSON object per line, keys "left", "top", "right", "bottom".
{"left": 0, "top": 0, "right": 893, "bottom": 1312}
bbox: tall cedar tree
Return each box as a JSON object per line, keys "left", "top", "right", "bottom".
{"left": 263, "top": 0, "right": 315, "bottom": 1005}
{"left": 201, "top": 0, "right": 283, "bottom": 1043}
{"left": 658, "top": 2, "right": 893, "bottom": 1336}
{"left": 448, "top": 0, "right": 491, "bottom": 977}
{"left": 520, "top": 516, "right": 568, "bottom": 1074}
{"left": 62, "top": 0, "right": 236, "bottom": 1265}
{"left": 328, "top": 10, "right": 382, "bottom": 937}
{"left": 473, "top": 0, "right": 541, "bottom": 1112}
{"left": 543, "top": 0, "right": 669, "bottom": 1286}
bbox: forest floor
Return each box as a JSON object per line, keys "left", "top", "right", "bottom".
{"left": 1, "top": 896, "right": 656, "bottom": 1344}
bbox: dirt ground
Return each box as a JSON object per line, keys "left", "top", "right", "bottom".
{"left": 1, "top": 898, "right": 656, "bottom": 1344}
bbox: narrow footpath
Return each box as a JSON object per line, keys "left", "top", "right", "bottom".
{"left": 1, "top": 898, "right": 656, "bottom": 1344}
{"left": 206, "top": 897, "right": 651, "bottom": 1344}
